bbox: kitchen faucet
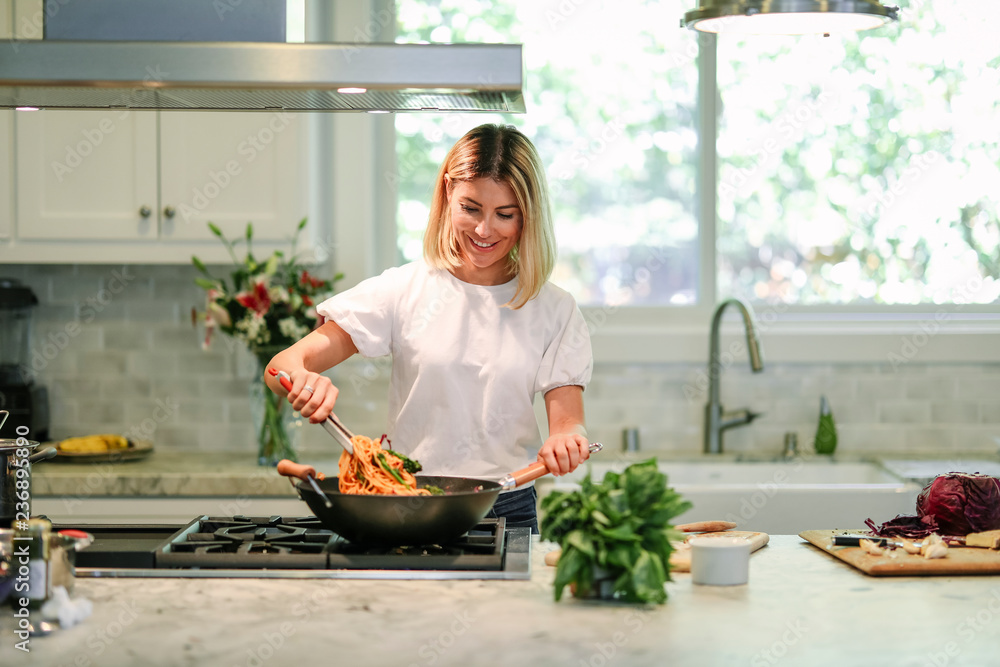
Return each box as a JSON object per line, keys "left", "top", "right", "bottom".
{"left": 704, "top": 298, "right": 764, "bottom": 454}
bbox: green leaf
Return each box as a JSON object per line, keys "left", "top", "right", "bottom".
{"left": 195, "top": 278, "right": 220, "bottom": 290}
{"left": 597, "top": 522, "right": 641, "bottom": 543}
{"left": 207, "top": 222, "right": 224, "bottom": 238}
{"left": 630, "top": 549, "right": 667, "bottom": 604}
{"left": 191, "top": 255, "right": 212, "bottom": 277}
{"left": 600, "top": 470, "right": 621, "bottom": 489}
{"left": 552, "top": 545, "right": 588, "bottom": 602}
{"left": 565, "top": 530, "right": 594, "bottom": 557}
{"left": 640, "top": 528, "right": 674, "bottom": 566}
{"left": 606, "top": 542, "right": 639, "bottom": 571}
{"left": 591, "top": 510, "right": 612, "bottom": 526}
{"left": 297, "top": 217, "right": 308, "bottom": 231}
{"left": 603, "top": 488, "right": 628, "bottom": 520}
{"left": 245, "top": 223, "right": 254, "bottom": 241}
{"left": 624, "top": 460, "right": 666, "bottom": 510}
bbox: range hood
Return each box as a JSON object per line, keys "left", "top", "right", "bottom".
{"left": 0, "top": 40, "right": 525, "bottom": 113}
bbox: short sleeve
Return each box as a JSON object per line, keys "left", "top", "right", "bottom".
{"left": 534, "top": 298, "right": 593, "bottom": 395}
{"left": 315, "top": 266, "right": 403, "bottom": 358}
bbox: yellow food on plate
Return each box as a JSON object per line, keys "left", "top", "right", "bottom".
{"left": 58, "top": 434, "right": 131, "bottom": 453}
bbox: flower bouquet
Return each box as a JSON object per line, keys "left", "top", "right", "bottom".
{"left": 192, "top": 219, "right": 342, "bottom": 465}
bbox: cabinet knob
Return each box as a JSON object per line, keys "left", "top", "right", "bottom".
{"left": 139, "top": 205, "right": 152, "bottom": 218}
{"left": 163, "top": 206, "right": 176, "bottom": 219}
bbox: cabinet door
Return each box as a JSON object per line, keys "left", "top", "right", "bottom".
{"left": 15, "top": 110, "right": 159, "bottom": 240}
{"left": 159, "top": 112, "right": 308, "bottom": 242}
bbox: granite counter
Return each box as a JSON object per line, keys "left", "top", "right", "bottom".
{"left": 3, "top": 536, "right": 999, "bottom": 667}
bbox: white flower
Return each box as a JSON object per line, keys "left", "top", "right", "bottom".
{"left": 236, "top": 313, "right": 271, "bottom": 346}
{"left": 278, "top": 317, "right": 309, "bottom": 340}
{"left": 269, "top": 286, "right": 290, "bottom": 304}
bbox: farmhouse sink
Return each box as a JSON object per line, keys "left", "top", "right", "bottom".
{"left": 637, "top": 460, "right": 904, "bottom": 488}
{"left": 538, "top": 457, "right": 922, "bottom": 535}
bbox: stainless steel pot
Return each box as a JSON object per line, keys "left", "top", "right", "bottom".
{"left": 0, "top": 435, "right": 58, "bottom": 528}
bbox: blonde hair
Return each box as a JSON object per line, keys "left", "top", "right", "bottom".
{"left": 424, "top": 124, "right": 555, "bottom": 309}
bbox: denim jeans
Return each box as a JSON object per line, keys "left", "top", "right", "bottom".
{"left": 486, "top": 486, "right": 538, "bottom": 534}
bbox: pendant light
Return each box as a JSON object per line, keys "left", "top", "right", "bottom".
{"left": 682, "top": 1, "right": 899, "bottom": 35}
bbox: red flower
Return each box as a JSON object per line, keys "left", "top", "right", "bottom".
{"left": 235, "top": 279, "right": 272, "bottom": 316}
{"left": 301, "top": 295, "right": 314, "bottom": 307}
{"left": 300, "top": 270, "right": 326, "bottom": 289}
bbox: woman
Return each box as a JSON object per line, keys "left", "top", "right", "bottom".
{"left": 265, "top": 124, "right": 592, "bottom": 532}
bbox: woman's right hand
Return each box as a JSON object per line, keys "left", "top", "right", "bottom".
{"left": 264, "top": 320, "right": 359, "bottom": 423}
{"left": 282, "top": 369, "right": 339, "bottom": 423}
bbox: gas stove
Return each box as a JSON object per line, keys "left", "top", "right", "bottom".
{"left": 53, "top": 515, "right": 531, "bottom": 580}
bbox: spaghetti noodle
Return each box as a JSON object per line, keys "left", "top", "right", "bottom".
{"left": 338, "top": 434, "right": 433, "bottom": 496}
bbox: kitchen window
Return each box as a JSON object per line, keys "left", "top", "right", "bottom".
{"left": 716, "top": 1, "right": 1000, "bottom": 307}
{"left": 388, "top": 0, "right": 1000, "bottom": 363}
{"left": 395, "top": 0, "right": 699, "bottom": 307}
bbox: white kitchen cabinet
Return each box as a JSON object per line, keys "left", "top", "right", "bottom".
{"left": 15, "top": 110, "right": 160, "bottom": 241}
{"left": 0, "top": 0, "right": 311, "bottom": 263}
{"left": 158, "top": 111, "right": 307, "bottom": 242}
{"left": 11, "top": 110, "right": 308, "bottom": 258}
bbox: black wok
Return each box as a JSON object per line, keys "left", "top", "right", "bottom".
{"left": 294, "top": 475, "right": 502, "bottom": 545}
{"left": 278, "top": 443, "right": 602, "bottom": 546}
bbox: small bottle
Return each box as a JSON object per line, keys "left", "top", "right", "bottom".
{"left": 814, "top": 396, "right": 838, "bottom": 455}
{"left": 14, "top": 517, "right": 52, "bottom": 608}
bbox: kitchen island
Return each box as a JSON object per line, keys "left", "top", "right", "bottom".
{"left": 4, "top": 536, "right": 998, "bottom": 667}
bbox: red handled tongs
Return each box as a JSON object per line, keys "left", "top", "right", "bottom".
{"left": 268, "top": 368, "right": 354, "bottom": 455}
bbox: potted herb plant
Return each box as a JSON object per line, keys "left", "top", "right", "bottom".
{"left": 540, "top": 459, "right": 692, "bottom": 603}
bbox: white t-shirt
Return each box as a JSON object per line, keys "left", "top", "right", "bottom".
{"left": 316, "top": 260, "right": 592, "bottom": 480}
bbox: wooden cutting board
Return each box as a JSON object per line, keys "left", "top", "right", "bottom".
{"left": 669, "top": 531, "right": 769, "bottom": 573}
{"left": 800, "top": 529, "right": 1000, "bottom": 576}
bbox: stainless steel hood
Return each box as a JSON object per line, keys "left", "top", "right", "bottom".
{"left": 0, "top": 41, "right": 525, "bottom": 113}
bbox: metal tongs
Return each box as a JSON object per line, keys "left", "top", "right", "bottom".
{"left": 268, "top": 368, "right": 354, "bottom": 455}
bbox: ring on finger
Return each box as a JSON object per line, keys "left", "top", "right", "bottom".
{"left": 304, "top": 384, "right": 315, "bottom": 394}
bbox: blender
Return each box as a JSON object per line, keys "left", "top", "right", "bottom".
{"left": 0, "top": 278, "right": 50, "bottom": 441}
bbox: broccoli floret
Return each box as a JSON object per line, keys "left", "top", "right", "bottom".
{"left": 385, "top": 449, "right": 422, "bottom": 474}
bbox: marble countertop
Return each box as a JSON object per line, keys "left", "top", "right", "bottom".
{"left": 4, "top": 536, "right": 999, "bottom": 666}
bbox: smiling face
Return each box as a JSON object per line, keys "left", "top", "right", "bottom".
{"left": 446, "top": 176, "right": 523, "bottom": 286}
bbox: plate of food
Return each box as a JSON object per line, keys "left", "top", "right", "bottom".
{"left": 52, "top": 434, "right": 153, "bottom": 463}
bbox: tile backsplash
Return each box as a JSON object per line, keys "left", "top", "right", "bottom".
{"left": 7, "top": 264, "right": 1000, "bottom": 460}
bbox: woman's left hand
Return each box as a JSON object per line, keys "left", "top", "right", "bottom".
{"left": 538, "top": 432, "right": 591, "bottom": 476}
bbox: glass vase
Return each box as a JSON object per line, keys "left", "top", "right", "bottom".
{"left": 248, "top": 347, "right": 301, "bottom": 466}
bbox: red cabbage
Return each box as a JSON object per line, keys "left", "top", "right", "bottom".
{"left": 866, "top": 472, "right": 1000, "bottom": 538}
{"left": 916, "top": 472, "right": 1000, "bottom": 536}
